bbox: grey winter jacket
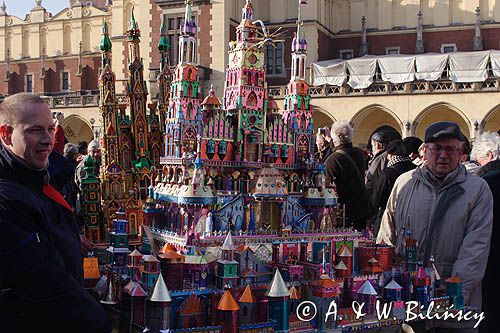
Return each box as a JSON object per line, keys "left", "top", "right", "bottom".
{"left": 377, "top": 164, "right": 493, "bottom": 311}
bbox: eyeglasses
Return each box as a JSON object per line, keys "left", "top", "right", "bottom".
{"left": 426, "top": 144, "right": 462, "bottom": 155}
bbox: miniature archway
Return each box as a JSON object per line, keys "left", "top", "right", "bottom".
{"left": 61, "top": 115, "right": 93, "bottom": 144}
{"left": 350, "top": 104, "right": 403, "bottom": 147}
{"left": 481, "top": 104, "right": 500, "bottom": 133}
{"left": 414, "top": 103, "right": 471, "bottom": 140}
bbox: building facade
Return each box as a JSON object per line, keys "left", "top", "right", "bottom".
{"left": 1, "top": 0, "right": 500, "bottom": 146}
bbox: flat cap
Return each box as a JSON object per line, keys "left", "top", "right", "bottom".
{"left": 371, "top": 132, "right": 390, "bottom": 144}
{"left": 424, "top": 121, "right": 463, "bottom": 143}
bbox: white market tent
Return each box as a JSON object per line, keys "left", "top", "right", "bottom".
{"left": 311, "top": 50, "right": 500, "bottom": 88}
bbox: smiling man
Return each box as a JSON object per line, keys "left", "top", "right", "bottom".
{"left": 0, "top": 93, "right": 111, "bottom": 332}
{"left": 377, "top": 121, "right": 493, "bottom": 333}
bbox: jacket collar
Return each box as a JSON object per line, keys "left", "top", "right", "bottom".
{"left": 0, "top": 142, "right": 48, "bottom": 191}
{"left": 333, "top": 142, "right": 353, "bottom": 152}
{"left": 415, "top": 164, "right": 466, "bottom": 192}
{"left": 477, "top": 159, "right": 500, "bottom": 177}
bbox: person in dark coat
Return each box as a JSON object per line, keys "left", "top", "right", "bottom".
{"left": 325, "top": 121, "right": 373, "bottom": 230}
{"left": 0, "top": 93, "right": 111, "bottom": 333}
{"left": 365, "top": 132, "right": 389, "bottom": 204}
{"left": 371, "top": 140, "right": 416, "bottom": 235}
{"left": 471, "top": 132, "right": 500, "bottom": 333}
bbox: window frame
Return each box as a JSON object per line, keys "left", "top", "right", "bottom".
{"left": 265, "top": 41, "right": 285, "bottom": 77}
{"left": 441, "top": 43, "right": 457, "bottom": 54}
{"left": 339, "top": 49, "right": 354, "bottom": 60}
{"left": 385, "top": 46, "right": 400, "bottom": 55}
{"left": 25, "top": 73, "right": 33, "bottom": 93}
{"left": 61, "top": 71, "right": 70, "bottom": 92}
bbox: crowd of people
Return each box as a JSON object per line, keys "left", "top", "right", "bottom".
{"left": 316, "top": 121, "right": 499, "bottom": 333}
{"left": 0, "top": 91, "right": 498, "bottom": 332}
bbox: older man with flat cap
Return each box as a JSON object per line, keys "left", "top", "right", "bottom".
{"left": 377, "top": 121, "right": 493, "bottom": 333}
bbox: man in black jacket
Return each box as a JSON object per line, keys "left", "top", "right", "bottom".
{"left": 471, "top": 132, "right": 500, "bottom": 333}
{"left": 325, "top": 121, "right": 373, "bottom": 230}
{"left": 372, "top": 140, "right": 416, "bottom": 235}
{"left": 0, "top": 93, "right": 111, "bottom": 332}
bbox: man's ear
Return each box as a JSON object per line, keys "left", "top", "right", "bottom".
{"left": 0, "top": 125, "right": 12, "bottom": 146}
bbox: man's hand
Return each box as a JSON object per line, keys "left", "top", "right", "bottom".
{"left": 80, "top": 235, "right": 93, "bottom": 255}
{"left": 55, "top": 113, "right": 65, "bottom": 127}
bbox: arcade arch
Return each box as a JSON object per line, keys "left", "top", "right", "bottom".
{"left": 482, "top": 104, "right": 500, "bottom": 133}
{"left": 414, "top": 103, "right": 471, "bottom": 140}
{"left": 312, "top": 105, "right": 336, "bottom": 134}
{"left": 62, "top": 115, "right": 94, "bottom": 144}
{"left": 350, "top": 104, "right": 403, "bottom": 147}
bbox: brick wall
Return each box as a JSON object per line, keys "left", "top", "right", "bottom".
{"left": 331, "top": 27, "right": 500, "bottom": 58}
{"left": 0, "top": 55, "right": 100, "bottom": 95}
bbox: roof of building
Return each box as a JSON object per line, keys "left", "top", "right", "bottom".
{"left": 143, "top": 254, "right": 159, "bottom": 262}
{"left": 267, "top": 270, "right": 291, "bottom": 298}
{"left": 129, "top": 249, "right": 142, "bottom": 257}
{"left": 289, "top": 285, "right": 301, "bottom": 300}
{"left": 357, "top": 280, "right": 378, "bottom": 296}
{"left": 337, "top": 244, "right": 353, "bottom": 257}
{"left": 123, "top": 281, "right": 147, "bottom": 297}
{"left": 334, "top": 261, "right": 348, "bottom": 270}
{"left": 217, "top": 290, "right": 240, "bottom": 311}
{"left": 445, "top": 276, "right": 462, "bottom": 284}
{"left": 222, "top": 231, "right": 235, "bottom": 251}
{"left": 385, "top": 279, "right": 403, "bottom": 290}
{"left": 239, "top": 285, "right": 256, "bottom": 303}
{"left": 149, "top": 273, "right": 172, "bottom": 302}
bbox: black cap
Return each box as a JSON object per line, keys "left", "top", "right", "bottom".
{"left": 371, "top": 132, "right": 390, "bottom": 145}
{"left": 403, "top": 137, "right": 423, "bottom": 155}
{"left": 386, "top": 140, "right": 407, "bottom": 156}
{"left": 424, "top": 121, "right": 463, "bottom": 143}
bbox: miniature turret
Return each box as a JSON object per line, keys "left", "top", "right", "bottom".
{"left": 216, "top": 231, "right": 238, "bottom": 288}
{"left": 146, "top": 273, "right": 172, "bottom": 331}
{"left": 238, "top": 284, "right": 256, "bottom": 324}
{"left": 218, "top": 288, "right": 240, "bottom": 333}
{"left": 445, "top": 276, "right": 464, "bottom": 310}
{"left": 357, "top": 280, "right": 377, "bottom": 315}
{"left": 267, "top": 269, "right": 291, "bottom": 332}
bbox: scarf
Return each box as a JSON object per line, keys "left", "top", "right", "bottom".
{"left": 387, "top": 155, "right": 412, "bottom": 168}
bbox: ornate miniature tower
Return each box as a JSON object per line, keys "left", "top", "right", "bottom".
{"left": 217, "top": 289, "right": 240, "bottom": 333}
{"left": 283, "top": 0, "right": 314, "bottom": 163}
{"left": 126, "top": 9, "right": 150, "bottom": 163}
{"left": 267, "top": 269, "right": 291, "bottom": 332}
{"left": 81, "top": 155, "right": 104, "bottom": 242}
{"left": 107, "top": 208, "right": 131, "bottom": 275}
{"left": 216, "top": 231, "right": 239, "bottom": 288}
{"left": 98, "top": 20, "right": 125, "bottom": 233}
{"left": 238, "top": 284, "right": 256, "bottom": 324}
{"left": 164, "top": 0, "right": 202, "bottom": 159}
{"left": 157, "top": 15, "right": 172, "bottom": 134}
{"left": 224, "top": 0, "right": 268, "bottom": 163}
{"left": 146, "top": 273, "right": 172, "bottom": 331}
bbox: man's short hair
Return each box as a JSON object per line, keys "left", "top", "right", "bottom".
{"left": 471, "top": 132, "right": 500, "bottom": 161}
{"left": 63, "top": 143, "right": 79, "bottom": 157}
{"left": 0, "top": 93, "right": 47, "bottom": 126}
{"left": 386, "top": 140, "right": 407, "bottom": 156}
{"left": 330, "top": 121, "right": 354, "bottom": 145}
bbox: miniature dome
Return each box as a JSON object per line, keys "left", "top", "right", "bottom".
{"left": 253, "top": 167, "right": 287, "bottom": 197}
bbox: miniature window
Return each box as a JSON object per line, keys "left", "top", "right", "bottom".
{"left": 281, "top": 145, "right": 289, "bottom": 158}
{"left": 207, "top": 140, "right": 215, "bottom": 154}
{"left": 218, "top": 140, "right": 227, "bottom": 155}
